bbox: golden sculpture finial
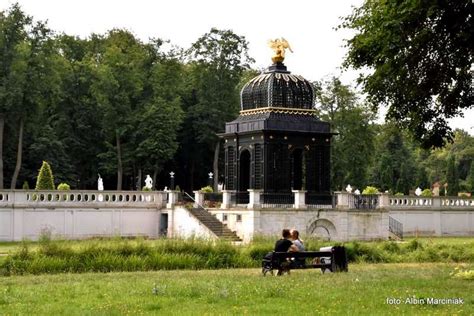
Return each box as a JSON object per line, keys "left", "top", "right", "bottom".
{"left": 268, "top": 38, "right": 293, "bottom": 63}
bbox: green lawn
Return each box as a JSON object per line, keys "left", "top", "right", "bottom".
{"left": 0, "top": 263, "right": 472, "bottom": 315}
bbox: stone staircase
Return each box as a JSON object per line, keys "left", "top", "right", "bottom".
{"left": 189, "top": 208, "right": 242, "bottom": 241}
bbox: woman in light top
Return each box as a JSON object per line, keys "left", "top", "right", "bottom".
{"left": 291, "top": 230, "right": 305, "bottom": 252}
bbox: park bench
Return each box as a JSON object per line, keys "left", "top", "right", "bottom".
{"left": 262, "top": 245, "right": 348, "bottom": 276}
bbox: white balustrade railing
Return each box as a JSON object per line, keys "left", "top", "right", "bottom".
{"left": 389, "top": 195, "right": 474, "bottom": 208}
{"left": 0, "top": 190, "right": 167, "bottom": 208}
{"left": 440, "top": 197, "right": 474, "bottom": 207}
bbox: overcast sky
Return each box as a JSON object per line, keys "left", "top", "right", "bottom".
{"left": 2, "top": 0, "right": 473, "bottom": 133}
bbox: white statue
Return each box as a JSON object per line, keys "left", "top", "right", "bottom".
{"left": 98, "top": 174, "right": 104, "bottom": 191}
{"left": 345, "top": 184, "right": 353, "bottom": 193}
{"left": 354, "top": 189, "right": 361, "bottom": 195}
{"left": 145, "top": 175, "right": 153, "bottom": 190}
{"left": 415, "top": 187, "right": 422, "bottom": 196}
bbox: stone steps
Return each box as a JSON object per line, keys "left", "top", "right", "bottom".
{"left": 190, "top": 208, "right": 242, "bottom": 241}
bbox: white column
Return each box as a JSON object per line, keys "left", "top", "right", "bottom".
{"left": 221, "top": 190, "right": 235, "bottom": 209}
{"left": 247, "top": 189, "right": 262, "bottom": 209}
{"left": 193, "top": 191, "right": 205, "bottom": 208}
{"left": 166, "top": 191, "right": 177, "bottom": 209}
{"left": 335, "top": 191, "right": 350, "bottom": 209}
{"left": 292, "top": 190, "right": 307, "bottom": 209}
{"left": 377, "top": 193, "right": 390, "bottom": 208}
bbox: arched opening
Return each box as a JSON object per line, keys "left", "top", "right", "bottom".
{"left": 307, "top": 219, "right": 337, "bottom": 241}
{"left": 291, "top": 148, "right": 304, "bottom": 190}
{"left": 239, "top": 150, "right": 251, "bottom": 192}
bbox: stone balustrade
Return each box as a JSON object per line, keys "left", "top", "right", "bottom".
{"left": 0, "top": 190, "right": 167, "bottom": 208}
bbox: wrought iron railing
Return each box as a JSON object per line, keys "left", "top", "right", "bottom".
{"left": 261, "top": 192, "right": 293, "bottom": 208}
{"left": 389, "top": 216, "right": 403, "bottom": 239}
{"left": 231, "top": 191, "right": 249, "bottom": 205}
{"left": 349, "top": 194, "right": 378, "bottom": 209}
{"left": 306, "top": 193, "right": 335, "bottom": 209}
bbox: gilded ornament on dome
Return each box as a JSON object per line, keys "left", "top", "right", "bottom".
{"left": 267, "top": 38, "right": 293, "bottom": 63}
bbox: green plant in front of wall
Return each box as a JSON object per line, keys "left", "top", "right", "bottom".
{"left": 362, "top": 186, "right": 378, "bottom": 195}
{"left": 200, "top": 186, "right": 213, "bottom": 193}
{"left": 35, "top": 161, "right": 55, "bottom": 191}
{"left": 57, "top": 183, "right": 70, "bottom": 190}
{"left": 421, "top": 189, "right": 432, "bottom": 197}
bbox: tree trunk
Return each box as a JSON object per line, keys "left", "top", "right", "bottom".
{"left": 213, "top": 141, "right": 220, "bottom": 192}
{"left": 116, "top": 131, "right": 123, "bottom": 190}
{"left": 0, "top": 114, "right": 4, "bottom": 189}
{"left": 10, "top": 118, "right": 24, "bottom": 189}
{"left": 137, "top": 168, "right": 142, "bottom": 191}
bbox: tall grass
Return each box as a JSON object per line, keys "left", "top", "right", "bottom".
{"left": 1, "top": 237, "right": 473, "bottom": 275}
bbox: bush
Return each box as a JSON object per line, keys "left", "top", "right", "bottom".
{"left": 362, "top": 186, "right": 378, "bottom": 195}
{"left": 22, "top": 181, "right": 29, "bottom": 190}
{"left": 35, "top": 161, "right": 54, "bottom": 190}
{"left": 394, "top": 192, "right": 404, "bottom": 196}
{"left": 142, "top": 186, "right": 151, "bottom": 191}
{"left": 421, "top": 189, "right": 432, "bottom": 197}
{"left": 200, "top": 186, "right": 213, "bottom": 193}
{"left": 57, "top": 183, "right": 70, "bottom": 191}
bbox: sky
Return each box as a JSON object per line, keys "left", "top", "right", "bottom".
{"left": 2, "top": 0, "right": 473, "bottom": 133}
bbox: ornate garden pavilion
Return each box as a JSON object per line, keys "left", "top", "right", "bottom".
{"left": 221, "top": 40, "right": 333, "bottom": 203}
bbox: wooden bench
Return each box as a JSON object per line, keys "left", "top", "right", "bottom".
{"left": 262, "top": 246, "right": 348, "bottom": 276}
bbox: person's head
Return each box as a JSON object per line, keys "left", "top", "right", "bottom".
{"left": 282, "top": 229, "right": 291, "bottom": 239}
{"left": 291, "top": 230, "right": 300, "bottom": 240}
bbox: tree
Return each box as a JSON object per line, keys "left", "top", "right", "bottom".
{"left": 341, "top": 0, "right": 473, "bottom": 147}
{"left": 467, "top": 162, "right": 474, "bottom": 194}
{"left": 315, "top": 77, "right": 376, "bottom": 190}
{"left": 446, "top": 154, "right": 459, "bottom": 196}
{"left": 181, "top": 28, "right": 254, "bottom": 190}
{"left": 35, "top": 160, "right": 54, "bottom": 190}
{"left": 0, "top": 4, "right": 32, "bottom": 189}
{"left": 370, "top": 124, "right": 417, "bottom": 193}
{"left": 92, "top": 30, "right": 148, "bottom": 190}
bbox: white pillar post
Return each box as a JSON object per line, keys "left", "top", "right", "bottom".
{"left": 377, "top": 193, "right": 390, "bottom": 208}
{"left": 292, "top": 190, "right": 307, "bottom": 209}
{"left": 247, "top": 189, "right": 262, "bottom": 209}
{"left": 193, "top": 191, "right": 205, "bottom": 208}
{"left": 221, "top": 190, "right": 235, "bottom": 209}
{"left": 335, "top": 191, "right": 350, "bottom": 209}
{"left": 166, "top": 191, "right": 177, "bottom": 209}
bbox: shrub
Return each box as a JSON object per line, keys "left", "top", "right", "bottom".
{"left": 142, "top": 186, "right": 151, "bottom": 191}
{"left": 421, "top": 189, "right": 432, "bottom": 197}
{"left": 22, "top": 181, "right": 29, "bottom": 190}
{"left": 394, "top": 192, "right": 404, "bottom": 196}
{"left": 35, "top": 161, "right": 54, "bottom": 190}
{"left": 200, "top": 186, "right": 213, "bottom": 193}
{"left": 362, "top": 186, "right": 378, "bottom": 195}
{"left": 57, "top": 183, "right": 70, "bottom": 191}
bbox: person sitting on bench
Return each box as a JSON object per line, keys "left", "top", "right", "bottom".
{"left": 274, "top": 229, "right": 298, "bottom": 252}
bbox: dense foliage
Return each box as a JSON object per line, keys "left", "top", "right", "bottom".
{"left": 341, "top": 0, "right": 473, "bottom": 148}
{"left": 0, "top": 4, "right": 472, "bottom": 194}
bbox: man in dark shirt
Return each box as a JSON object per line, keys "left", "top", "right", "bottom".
{"left": 274, "top": 229, "right": 298, "bottom": 252}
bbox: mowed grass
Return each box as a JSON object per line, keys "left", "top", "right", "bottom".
{"left": 0, "top": 263, "right": 472, "bottom": 315}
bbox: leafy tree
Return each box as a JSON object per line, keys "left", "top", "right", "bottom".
{"left": 180, "top": 28, "right": 253, "bottom": 190}
{"left": 370, "top": 124, "right": 417, "bottom": 194}
{"left": 0, "top": 4, "right": 31, "bottom": 188}
{"left": 35, "top": 161, "right": 54, "bottom": 190}
{"left": 315, "top": 77, "right": 376, "bottom": 190}
{"left": 446, "top": 154, "right": 459, "bottom": 196}
{"left": 341, "top": 0, "right": 473, "bottom": 147}
{"left": 467, "top": 162, "right": 474, "bottom": 194}
{"left": 92, "top": 29, "right": 148, "bottom": 190}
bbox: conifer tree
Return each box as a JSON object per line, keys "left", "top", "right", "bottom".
{"left": 35, "top": 161, "right": 54, "bottom": 190}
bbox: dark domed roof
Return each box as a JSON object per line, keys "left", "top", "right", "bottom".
{"left": 240, "top": 63, "right": 314, "bottom": 112}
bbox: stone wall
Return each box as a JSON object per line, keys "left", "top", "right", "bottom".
{"left": 0, "top": 190, "right": 166, "bottom": 241}
{"left": 389, "top": 209, "right": 474, "bottom": 236}
{"left": 168, "top": 206, "right": 216, "bottom": 240}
